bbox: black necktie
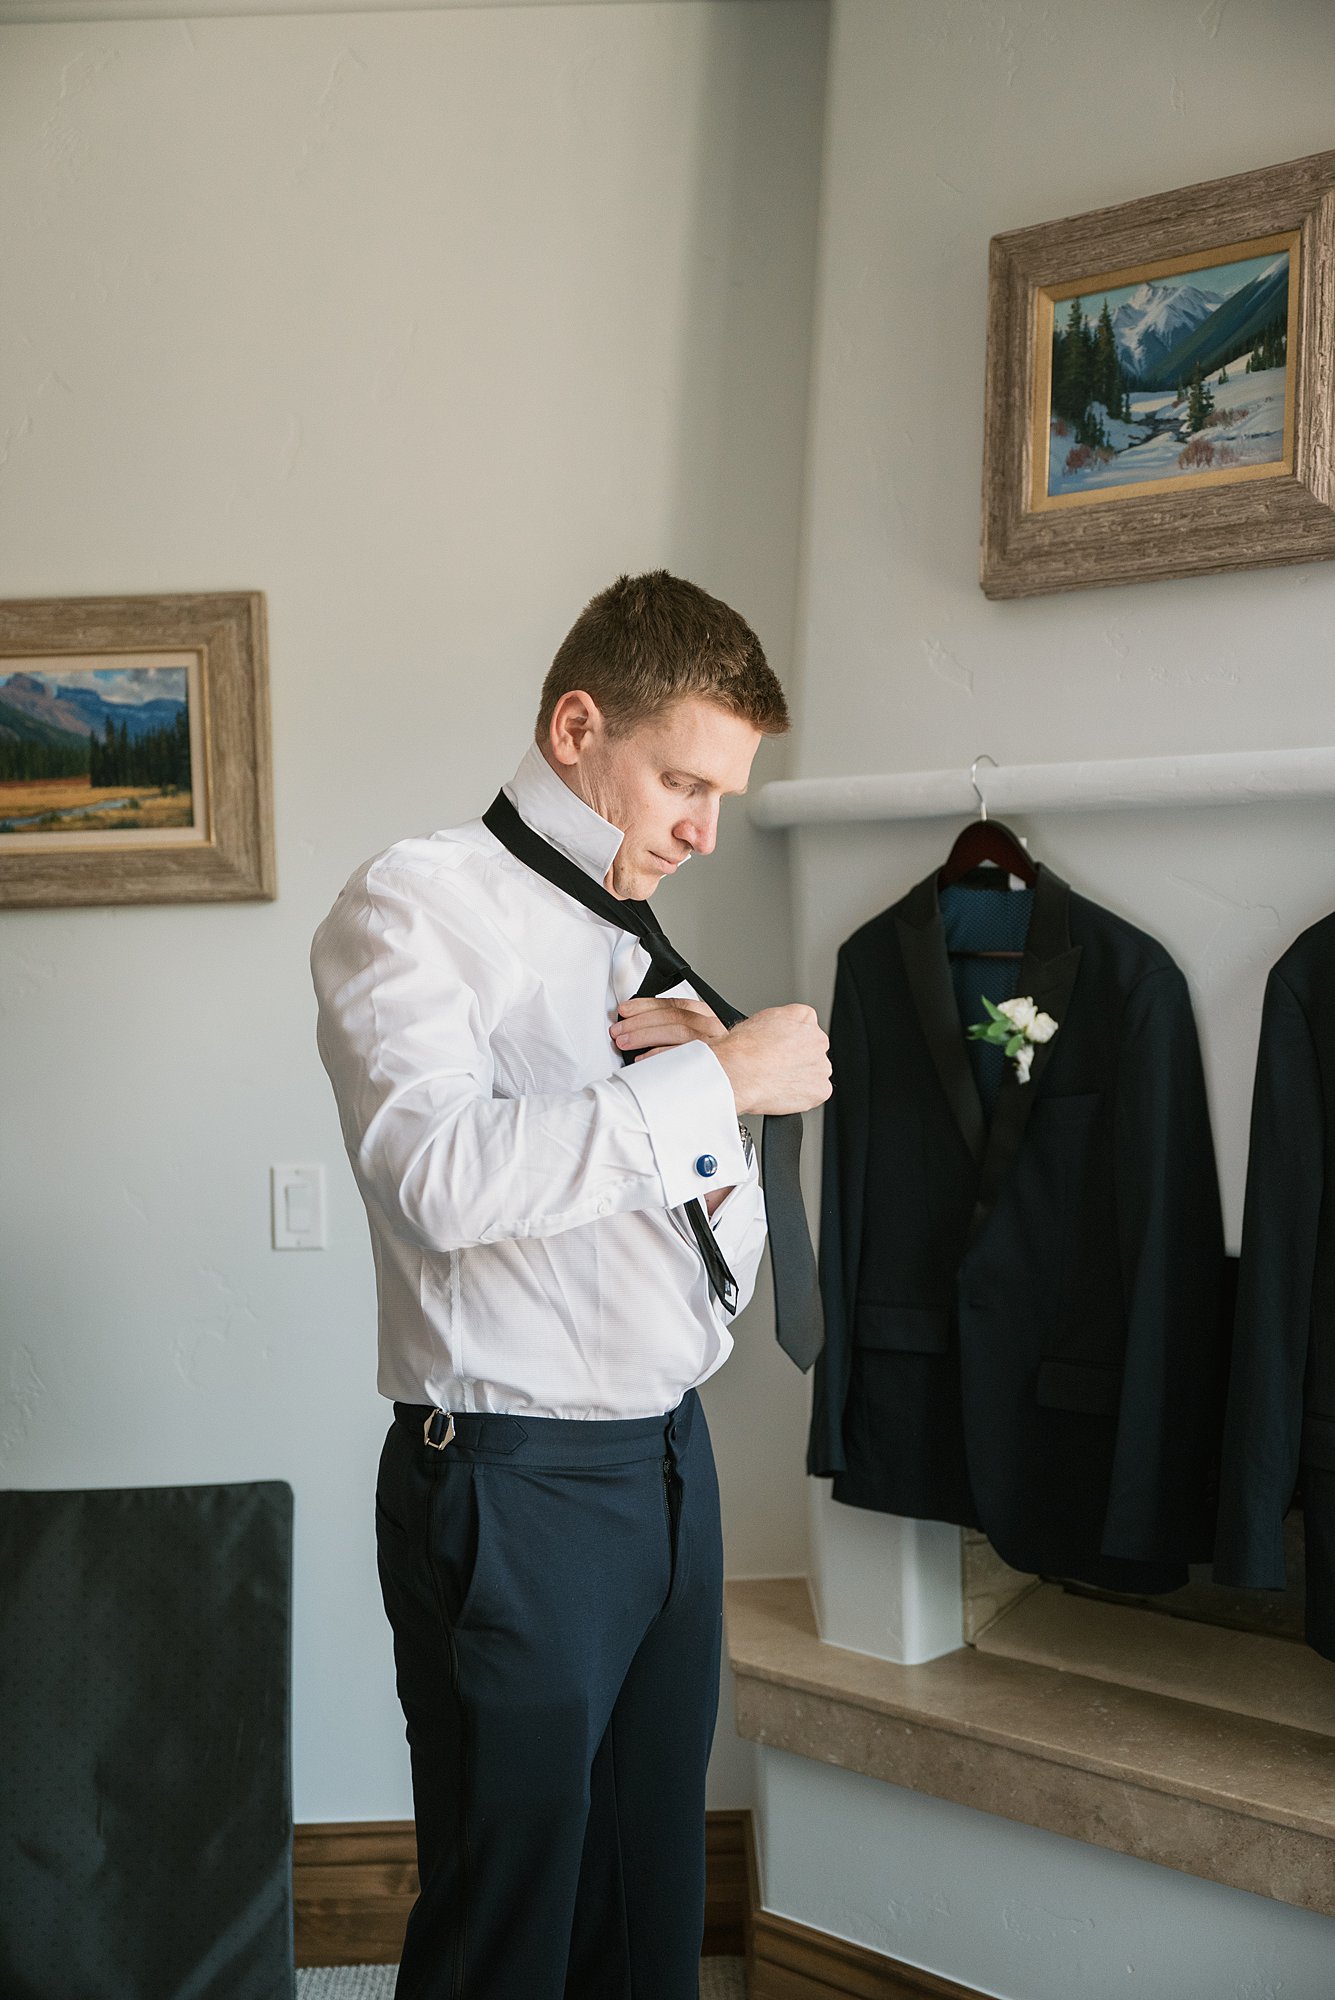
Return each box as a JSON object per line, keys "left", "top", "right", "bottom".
{"left": 482, "top": 789, "right": 824, "bottom": 1371}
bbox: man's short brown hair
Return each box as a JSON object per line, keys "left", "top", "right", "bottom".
{"left": 535, "top": 571, "right": 790, "bottom": 741}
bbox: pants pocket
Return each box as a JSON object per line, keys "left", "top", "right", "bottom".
{"left": 424, "top": 1461, "right": 489, "bottom": 1633}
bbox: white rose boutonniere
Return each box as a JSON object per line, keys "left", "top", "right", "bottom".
{"left": 967, "top": 994, "right": 1059, "bottom": 1084}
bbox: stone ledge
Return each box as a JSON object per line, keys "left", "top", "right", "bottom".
{"left": 725, "top": 1577, "right": 1335, "bottom": 1917}
{"left": 976, "top": 1580, "right": 1335, "bottom": 1738}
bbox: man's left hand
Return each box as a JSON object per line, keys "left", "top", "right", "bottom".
{"left": 610, "top": 996, "right": 728, "bottom": 1057}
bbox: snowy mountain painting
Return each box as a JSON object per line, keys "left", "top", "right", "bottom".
{"left": 1112, "top": 279, "right": 1224, "bottom": 382}
{"left": 0, "top": 660, "right": 197, "bottom": 838}
{"left": 1042, "top": 241, "right": 1293, "bottom": 504}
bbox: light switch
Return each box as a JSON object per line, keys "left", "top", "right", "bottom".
{"left": 271, "top": 1164, "right": 325, "bottom": 1250}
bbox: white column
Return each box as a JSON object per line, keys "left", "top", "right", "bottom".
{"left": 807, "top": 1478, "right": 963, "bottom": 1663}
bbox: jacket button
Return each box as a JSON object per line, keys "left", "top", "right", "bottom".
{"left": 695, "top": 1153, "right": 718, "bottom": 1178}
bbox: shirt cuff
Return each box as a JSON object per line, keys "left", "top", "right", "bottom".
{"left": 614, "top": 1039, "right": 748, "bottom": 1209}
{"left": 705, "top": 1143, "right": 760, "bottom": 1233}
{"left": 706, "top": 1171, "right": 767, "bottom": 1318}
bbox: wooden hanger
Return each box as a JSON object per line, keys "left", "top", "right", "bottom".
{"left": 939, "top": 754, "right": 1037, "bottom": 889}
{"left": 939, "top": 755, "right": 1034, "bottom": 959}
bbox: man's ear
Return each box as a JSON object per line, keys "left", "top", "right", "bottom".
{"left": 548, "top": 689, "right": 604, "bottom": 768}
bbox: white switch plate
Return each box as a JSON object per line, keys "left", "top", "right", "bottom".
{"left": 271, "top": 1164, "right": 326, "bottom": 1250}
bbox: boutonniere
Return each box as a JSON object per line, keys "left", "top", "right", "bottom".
{"left": 967, "top": 995, "right": 1058, "bottom": 1085}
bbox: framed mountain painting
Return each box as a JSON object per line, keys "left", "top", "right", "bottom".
{"left": 0, "top": 593, "right": 274, "bottom": 908}
{"left": 981, "top": 148, "right": 1335, "bottom": 597}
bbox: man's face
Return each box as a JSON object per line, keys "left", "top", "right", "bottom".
{"left": 548, "top": 694, "right": 763, "bottom": 900}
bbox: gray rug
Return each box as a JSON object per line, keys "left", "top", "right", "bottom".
{"left": 297, "top": 1974, "right": 397, "bottom": 2000}
{"left": 296, "top": 1959, "right": 746, "bottom": 1997}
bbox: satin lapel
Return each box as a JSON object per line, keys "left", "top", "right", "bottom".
{"left": 895, "top": 874, "right": 987, "bottom": 1169}
{"left": 966, "top": 865, "right": 1083, "bottom": 1245}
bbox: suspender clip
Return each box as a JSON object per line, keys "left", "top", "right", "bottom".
{"left": 423, "top": 1409, "right": 456, "bottom": 1450}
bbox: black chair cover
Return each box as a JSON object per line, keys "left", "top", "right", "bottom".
{"left": 0, "top": 1480, "right": 294, "bottom": 2000}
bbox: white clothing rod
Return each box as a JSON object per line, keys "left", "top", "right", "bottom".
{"left": 750, "top": 747, "right": 1335, "bottom": 831}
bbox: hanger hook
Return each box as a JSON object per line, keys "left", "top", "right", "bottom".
{"left": 970, "top": 753, "right": 997, "bottom": 822}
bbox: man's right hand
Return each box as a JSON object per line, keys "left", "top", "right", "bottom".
{"left": 711, "top": 1005, "right": 832, "bottom": 1116}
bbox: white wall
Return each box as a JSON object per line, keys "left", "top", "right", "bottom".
{"left": 769, "top": 0, "right": 1335, "bottom": 1990}
{"left": 759, "top": 1749, "right": 1335, "bottom": 2000}
{"left": 0, "top": 0, "right": 828, "bottom": 1820}
{"left": 790, "top": 0, "right": 1335, "bottom": 1174}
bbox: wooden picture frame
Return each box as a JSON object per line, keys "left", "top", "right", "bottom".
{"left": 981, "top": 147, "right": 1335, "bottom": 598}
{"left": 0, "top": 592, "right": 275, "bottom": 908}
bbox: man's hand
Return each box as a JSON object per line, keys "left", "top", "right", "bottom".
{"left": 611, "top": 995, "right": 728, "bottom": 1059}
{"left": 710, "top": 1005, "right": 831, "bottom": 1117}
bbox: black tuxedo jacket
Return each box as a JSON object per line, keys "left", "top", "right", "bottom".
{"left": 806, "top": 862, "right": 1228, "bottom": 1592}
{"left": 1213, "top": 913, "right": 1335, "bottom": 1660}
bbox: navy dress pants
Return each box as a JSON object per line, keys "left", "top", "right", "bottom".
{"left": 375, "top": 1386, "right": 724, "bottom": 2000}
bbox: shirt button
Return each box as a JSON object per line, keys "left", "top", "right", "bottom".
{"left": 694, "top": 1154, "right": 718, "bottom": 1179}
{"left": 596, "top": 1199, "right": 612, "bottom": 1216}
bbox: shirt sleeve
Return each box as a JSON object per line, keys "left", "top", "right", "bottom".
{"left": 615, "top": 1028, "right": 749, "bottom": 1199}
{"left": 611, "top": 974, "right": 765, "bottom": 1317}
{"left": 311, "top": 854, "right": 748, "bottom": 1256}
{"left": 705, "top": 1133, "right": 768, "bottom": 1320}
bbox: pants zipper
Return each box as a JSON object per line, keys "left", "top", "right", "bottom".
{"left": 662, "top": 1453, "right": 677, "bottom": 1608}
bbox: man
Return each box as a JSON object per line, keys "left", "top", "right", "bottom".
{"left": 310, "top": 571, "right": 830, "bottom": 2000}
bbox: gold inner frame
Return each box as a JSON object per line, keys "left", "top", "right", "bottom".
{"left": 0, "top": 647, "right": 213, "bottom": 852}
{"left": 1028, "top": 228, "right": 1301, "bottom": 513}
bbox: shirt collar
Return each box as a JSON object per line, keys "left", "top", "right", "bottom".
{"left": 502, "top": 741, "right": 624, "bottom": 887}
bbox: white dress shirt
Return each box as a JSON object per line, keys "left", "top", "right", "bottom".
{"left": 310, "top": 742, "right": 768, "bottom": 1419}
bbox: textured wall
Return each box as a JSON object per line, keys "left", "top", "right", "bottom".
{"left": 0, "top": 0, "right": 828, "bottom": 1819}
{"left": 789, "top": 0, "right": 1335, "bottom": 1224}
{"left": 769, "top": 0, "right": 1335, "bottom": 1990}
{"left": 759, "top": 1748, "right": 1335, "bottom": 2000}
